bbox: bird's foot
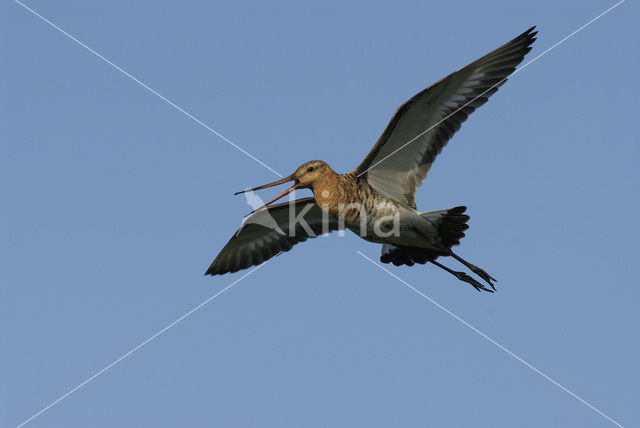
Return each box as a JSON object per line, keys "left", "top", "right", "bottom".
{"left": 448, "top": 251, "right": 497, "bottom": 291}
{"left": 467, "top": 264, "right": 497, "bottom": 290}
{"left": 453, "top": 271, "right": 494, "bottom": 293}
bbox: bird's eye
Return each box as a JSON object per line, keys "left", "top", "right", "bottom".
{"left": 307, "top": 166, "right": 314, "bottom": 172}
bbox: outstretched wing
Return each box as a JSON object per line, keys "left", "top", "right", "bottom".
{"left": 206, "top": 197, "right": 339, "bottom": 275}
{"left": 354, "top": 27, "right": 537, "bottom": 208}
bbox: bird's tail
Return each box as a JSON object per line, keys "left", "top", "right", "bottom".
{"left": 420, "top": 205, "right": 470, "bottom": 250}
{"left": 380, "top": 206, "right": 469, "bottom": 266}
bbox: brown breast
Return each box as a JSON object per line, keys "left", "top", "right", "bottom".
{"left": 313, "top": 172, "right": 368, "bottom": 217}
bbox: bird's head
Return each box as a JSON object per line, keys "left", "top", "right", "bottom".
{"left": 292, "top": 160, "right": 332, "bottom": 188}
{"left": 234, "top": 160, "right": 335, "bottom": 212}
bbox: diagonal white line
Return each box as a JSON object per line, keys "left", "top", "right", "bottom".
{"left": 357, "top": 0, "right": 625, "bottom": 177}
{"left": 13, "top": 0, "right": 283, "bottom": 178}
{"left": 15, "top": 258, "right": 274, "bottom": 428}
{"left": 356, "top": 250, "right": 625, "bottom": 428}
{"left": 10, "top": 1, "right": 627, "bottom": 426}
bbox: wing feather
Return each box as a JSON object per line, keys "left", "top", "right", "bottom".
{"left": 354, "top": 27, "right": 537, "bottom": 208}
{"left": 206, "top": 197, "right": 339, "bottom": 275}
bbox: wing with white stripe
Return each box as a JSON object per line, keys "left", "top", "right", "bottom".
{"left": 354, "top": 27, "right": 537, "bottom": 208}
{"left": 206, "top": 198, "right": 339, "bottom": 275}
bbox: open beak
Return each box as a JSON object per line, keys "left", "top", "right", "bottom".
{"left": 235, "top": 175, "right": 300, "bottom": 214}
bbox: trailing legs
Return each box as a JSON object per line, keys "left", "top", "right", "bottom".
{"left": 429, "top": 259, "right": 493, "bottom": 293}
{"left": 448, "top": 251, "right": 496, "bottom": 290}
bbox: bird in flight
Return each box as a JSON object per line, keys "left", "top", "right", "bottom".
{"left": 206, "top": 27, "right": 537, "bottom": 292}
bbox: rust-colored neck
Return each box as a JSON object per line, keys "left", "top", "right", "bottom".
{"left": 313, "top": 172, "right": 362, "bottom": 214}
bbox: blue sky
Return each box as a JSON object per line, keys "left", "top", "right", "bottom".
{"left": 2, "top": 1, "right": 638, "bottom": 427}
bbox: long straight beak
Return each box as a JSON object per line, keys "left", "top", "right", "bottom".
{"left": 234, "top": 175, "right": 294, "bottom": 195}
{"left": 235, "top": 175, "right": 300, "bottom": 215}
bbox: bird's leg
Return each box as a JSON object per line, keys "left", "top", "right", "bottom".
{"left": 429, "top": 260, "right": 493, "bottom": 293}
{"left": 448, "top": 251, "right": 496, "bottom": 290}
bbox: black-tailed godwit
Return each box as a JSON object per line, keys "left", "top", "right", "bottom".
{"left": 206, "top": 27, "right": 537, "bottom": 292}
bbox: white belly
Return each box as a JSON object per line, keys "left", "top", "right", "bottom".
{"left": 344, "top": 202, "right": 440, "bottom": 249}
